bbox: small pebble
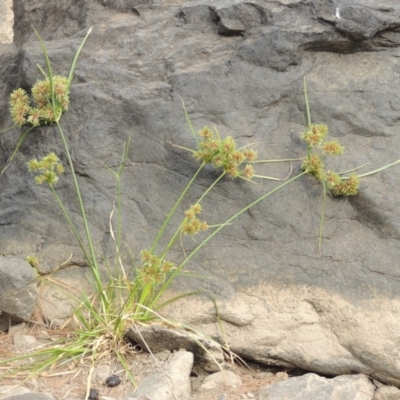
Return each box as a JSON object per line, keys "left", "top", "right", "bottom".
{"left": 88, "top": 388, "right": 99, "bottom": 400}
{"left": 106, "top": 374, "right": 121, "bottom": 388}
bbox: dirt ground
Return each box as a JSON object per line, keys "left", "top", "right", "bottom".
{"left": 0, "top": 324, "right": 287, "bottom": 400}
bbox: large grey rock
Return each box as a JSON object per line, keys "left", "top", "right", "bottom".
{"left": 1, "top": 0, "right": 400, "bottom": 387}
{"left": 258, "top": 373, "right": 375, "bottom": 400}
{"left": 0, "top": 258, "right": 38, "bottom": 327}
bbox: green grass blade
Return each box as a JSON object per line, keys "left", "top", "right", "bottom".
{"left": 32, "top": 26, "right": 56, "bottom": 116}
{"left": 343, "top": 159, "right": 400, "bottom": 179}
{"left": 0, "top": 125, "right": 18, "bottom": 134}
{"left": 303, "top": 76, "right": 312, "bottom": 127}
{"left": 318, "top": 181, "right": 327, "bottom": 255}
{"left": 67, "top": 27, "right": 93, "bottom": 90}
{"left": 180, "top": 97, "right": 199, "bottom": 146}
{"left": 150, "top": 162, "right": 205, "bottom": 253}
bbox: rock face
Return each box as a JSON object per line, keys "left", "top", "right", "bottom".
{"left": 2, "top": 0, "right": 400, "bottom": 388}
{"left": 0, "top": 258, "right": 38, "bottom": 330}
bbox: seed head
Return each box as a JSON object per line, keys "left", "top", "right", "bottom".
{"left": 243, "top": 148, "right": 257, "bottom": 162}
{"left": 331, "top": 174, "right": 359, "bottom": 196}
{"left": 325, "top": 170, "right": 341, "bottom": 189}
{"left": 198, "top": 126, "right": 214, "bottom": 139}
{"left": 322, "top": 140, "right": 344, "bottom": 155}
{"left": 302, "top": 124, "right": 329, "bottom": 147}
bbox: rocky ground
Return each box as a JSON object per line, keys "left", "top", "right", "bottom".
{"left": 0, "top": 323, "right": 288, "bottom": 400}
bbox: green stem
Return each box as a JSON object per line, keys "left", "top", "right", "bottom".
{"left": 304, "top": 76, "right": 312, "bottom": 127}
{"left": 254, "top": 157, "right": 306, "bottom": 163}
{"left": 49, "top": 185, "right": 90, "bottom": 264}
{"left": 150, "top": 163, "right": 205, "bottom": 253}
{"left": 56, "top": 121, "right": 107, "bottom": 304}
{"left": 160, "top": 172, "right": 227, "bottom": 258}
{"left": 342, "top": 159, "right": 400, "bottom": 179}
{"left": 318, "top": 181, "right": 327, "bottom": 255}
{"left": 151, "top": 170, "right": 308, "bottom": 307}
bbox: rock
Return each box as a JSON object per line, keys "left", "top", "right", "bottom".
{"left": 125, "top": 350, "right": 193, "bottom": 400}
{"left": 373, "top": 385, "right": 400, "bottom": 400}
{"left": 38, "top": 265, "right": 94, "bottom": 327}
{"left": 13, "top": 333, "right": 38, "bottom": 351}
{"left": 2, "top": 0, "right": 400, "bottom": 389}
{"left": 125, "top": 323, "right": 224, "bottom": 371}
{"left": 0, "top": 0, "right": 13, "bottom": 44}
{"left": 0, "top": 387, "right": 31, "bottom": 399}
{"left": 202, "top": 370, "right": 242, "bottom": 389}
{"left": 105, "top": 374, "right": 121, "bottom": 388}
{"left": 88, "top": 388, "right": 99, "bottom": 400}
{"left": 0, "top": 258, "right": 38, "bottom": 328}
{"left": 94, "top": 363, "right": 112, "bottom": 384}
{"left": 258, "top": 373, "right": 375, "bottom": 400}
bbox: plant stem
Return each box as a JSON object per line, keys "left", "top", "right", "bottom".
{"left": 151, "top": 170, "right": 308, "bottom": 307}
{"left": 160, "top": 171, "right": 227, "bottom": 258}
{"left": 342, "top": 159, "right": 400, "bottom": 179}
{"left": 56, "top": 121, "right": 107, "bottom": 305}
{"left": 318, "top": 181, "right": 327, "bottom": 255}
{"left": 150, "top": 163, "right": 205, "bottom": 253}
{"left": 49, "top": 185, "right": 90, "bottom": 264}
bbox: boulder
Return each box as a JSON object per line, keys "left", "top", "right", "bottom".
{"left": 1, "top": 0, "right": 400, "bottom": 387}
{"left": 0, "top": 257, "right": 38, "bottom": 329}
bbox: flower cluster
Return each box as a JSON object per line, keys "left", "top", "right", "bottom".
{"left": 301, "top": 123, "right": 358, "bottom": 196}
{"left": 193, "top": 126, "right": 257, "bottom": 179}
{"left": 9, "top": 76, "right": 69, "bottom": 127}
{"left": 27, "top": 152, "right": 65, "bottom": 186}
{"left": 301, "top": 124, "right": 329, "bottom": 148}
{"left": 181, "top": 203, "right": 209, "bottom": 235}
{"left": 139, "top": 250, "right": 176, "bottom": 285}
{"left": 330, "top": 174, "right": 359, "bottom": 196}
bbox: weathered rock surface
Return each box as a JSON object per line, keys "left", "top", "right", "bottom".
{"left": 125, "top": 323, "right": 224, "bottom": 372}
{"left": 258, "top": 373, "right": 375, "bottom": 400}
{"left": 124, "top": 350, "right": 193, "bottom": 400}
{"left": 2, "top": 0, "right": 400, "bottom": 390}
{"left": 0, "top": 257, "right": 38, "bottom": 329}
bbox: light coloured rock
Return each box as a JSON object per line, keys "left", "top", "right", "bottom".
{"left": 0, "top": 0, "right": 13, "bottom": 43}
{"left": 164, "top": 287, "right": 400, "bottom": 386}
{"left": 125, "top": 350, "right": 193, "bottom": 400}
{"left": 202, "top": 370, "right": 243, "bottom": 388}
{"left": 94, "top": 363, "right": 112, "bottom": 385}
{"left": 258, "top": 373, "right": 375, "bottom": 400}
{"left": 373, "top": 385, "right": 400, "bottom": 400}
{"left": 13, "top": 333, "right": 38, "bottom": 351}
